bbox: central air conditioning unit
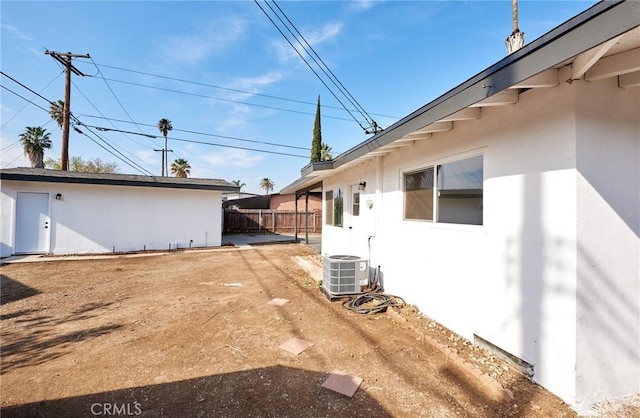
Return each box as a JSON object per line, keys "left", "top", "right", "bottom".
{"left": 322, "top": 255, "right": 369, "bottom": 296}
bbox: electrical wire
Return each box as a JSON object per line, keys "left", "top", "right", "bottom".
{"left": 78, "top": 115, "right": 311, "bottom": 151}
{"left": 0, "top": 84, "right": 57, "bottom": 129}
{"left": 77, "top": 123, "right": 309, "bottom": 159}
{"left": 87, "top": 56, "right": 149, "bottom": 135}
{"left": 256, "top": 0, "right": 382, "bottom": 134}
{"left": 1, "top": 71, "right": 63, "bottom": 129}
{"left": 78, "top": 60, "right": 399, "bottom": 120}
{"left": 74, "top": 124, "right": 155, "bottom": 176}
{"left": 1, "top": 72, "right": 154, "bottom": 174}
{"left": 341, "top": 293, "right": 406, "bottom": 315}
{"left": 99, "top": 77, "right": 355, "bottom": 122}
{"left": 270, "top": 0, "right": 377, "bottom": 129}
{"left": 254, "top": 0, "right": 369, "bottom": 132}
{"left": 72, "top": 81, "right": 159, "bottom": 172}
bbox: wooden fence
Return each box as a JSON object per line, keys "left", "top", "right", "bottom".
{"left": 223, "top": 209, "right": 322, "bottom": 234}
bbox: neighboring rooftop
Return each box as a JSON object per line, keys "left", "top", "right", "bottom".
{"left": 0, "top": 167, "right": 239, "bottom": 192}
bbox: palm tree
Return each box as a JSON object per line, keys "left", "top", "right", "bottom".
{"left": 19, "top": 126, "right": 52, "bottom": 168}
{"left": 231, "top": 180, "right": 246, "bottom": 191}
{"left": 320, "top": 142, "right": 333, "bottom": 161}
{"left": 170, "top": 158, "right": 191, "bottom": 178}
{"left": 260, "top": 178, "right": 275, "bottom": 194}
{"left": 157, "top": 118, "right": 173, "bottom": 176}
{"left": 49, "top": 100, "right": 65, "bottom": 129}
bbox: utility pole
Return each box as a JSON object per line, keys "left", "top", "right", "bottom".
{"left": 154, "top": 147, "right": 173, "bottom": 176}
{"left": 45, "top": 50, "right": 90, "bottom": 171}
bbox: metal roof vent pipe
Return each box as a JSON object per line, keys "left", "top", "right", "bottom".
{"left": 506, "top": 0, "right": 525, "bottom": 54}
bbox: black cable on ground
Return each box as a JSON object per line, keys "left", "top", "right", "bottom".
{"left": 342, "top": 292, "right": 405, "bottom": 315}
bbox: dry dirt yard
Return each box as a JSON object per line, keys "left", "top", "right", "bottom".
{"left": 1, "top": 243, "right": 581, "bottom": 417}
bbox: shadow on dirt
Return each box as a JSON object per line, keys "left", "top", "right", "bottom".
{"left": 2, "top": 365, "right": 392, "bottom": 418}
{"left": 1, "top": 301, "right": 123, "bottom": 375}
{"left": 1, "top": 274, "right": 40, "bottom": 305}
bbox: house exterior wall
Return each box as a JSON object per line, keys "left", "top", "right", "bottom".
{"left": 574, "top": 76, "right": 640, "bottom": 405}
{"left": 321, "top": 75, "right": 638, "bottom": 408}
{"left": 1, "top": 181, "right": 222, "bottom": 256}
{"left": 270, "top": 193, "right": 322, "bottom": 211}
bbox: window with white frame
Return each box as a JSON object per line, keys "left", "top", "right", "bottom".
{"left": 325, "top": 189, "right": 344, "bottom": 227}
{"left": 352, "top": 191, "right": 360, "bottom": 217}
{"left": 404, "top": 154, "right": 483, "bottom": 225}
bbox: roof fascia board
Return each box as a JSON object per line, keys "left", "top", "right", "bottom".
{"left": 301, "top": 161, "right": 334, "bottom": 177}
{"left": 1, "top": 172, "right": 238, "bottom": 192}
{"left": 330, "top": 1, "right": 637, "bottom": 170}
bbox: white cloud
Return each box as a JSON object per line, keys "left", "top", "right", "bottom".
{"left": 158, "top": 17, "right": 248, "bottom": 66}
{"left": 223, "top": 71, "right": 287, "bottom": 102}
{"left": 0, "top": 140, "right": 30, "bottom": 168}
{"left": 273, "top": 21, "right": 344, "bottom": 64}
{"left": 1, "top": 23, "right": 32, "bottom": 41}
{"left": 135, "top": 149, "right": 158, "bottom": 166}
{"left": 347, "top": 0, "right": 379, "bottom": 13}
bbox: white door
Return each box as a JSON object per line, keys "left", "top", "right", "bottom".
{"left": 15, "top": 192, "right": 50, "bottom": 254}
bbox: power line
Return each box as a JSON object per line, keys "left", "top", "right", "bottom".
{"left": 76, "top": 122, "right": 308, "bottom": 159}
{"left": 1, "top": 72, "right": 63, "bottom": 129}
{"left": 1, "top": 74, "right": 156, "bottom": 173}
{"left": 79, "top": 60, "right": 399, "bottom": 120}
{"left": 45, "top": 50, "right": 91, "bottom": 170}
{"left": 0, "top": 83, "right": 52, "bottom": 115}
{"left": 1, "top": 71, "right": 60, "bottom": 110}
{"left": 270, "top": 0, "right": 377, "bottom": 129}
{"left": 78, "top": 115, "right": 311, "bottom": 151}
{"left": 71, "top": 80, "right": 159, "bottom": 172}
{"left": 87, "top": 56, "right": 149, "bottom": 136}
{"left": 254, "top": 0, "right": 368, "bottom": 132}
{"left": 256, "top": 0, "right": 383, "bottom": 134}
{"left": 99, "top": 77, "right": 355, "bottom": 122}
{"left": 74, "top": 124, "right": 155, "bottom": 176}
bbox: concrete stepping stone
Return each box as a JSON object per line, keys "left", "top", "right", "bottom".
{"left": 267, "top": 298, "right": 290, "bottom": 306}
{"left": 278, "top": 337, "right": 314, "bottom": 355}
{"left": 321, "top": 370, "right": 363, "bottom": 398}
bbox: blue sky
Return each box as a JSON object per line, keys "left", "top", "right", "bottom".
{"left": 1, "top": 0, "right": 596, "bottom": 194}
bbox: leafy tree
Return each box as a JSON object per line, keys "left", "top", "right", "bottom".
{"left": 45, "top": 156, "right": 119, "bottom": 173}
{"left": 19, "top": 126, "right": 51, "bottom": 168}
{"left": 231, "top": 180, "right": 246, "bottom": 191}
{"left": 157, "top": 118, "right": 173, "bottom": 176}
{"left": 49, "top": 99, "right": 65, "bottom": 129}
{"left": 260, "top": 178, "right": 275, "bottom": 194}
{"left": 310, "top": 96, "right": 322, "bottom": 162}
{"left": 170, "top": 158, "right": 191, "bottom": 178}
{"left": 320, "top": 142, "right": 333, "bottom": 161}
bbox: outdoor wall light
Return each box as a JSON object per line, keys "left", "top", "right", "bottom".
{"left": 358, "top": 181, "right": 367, "bottom": 191}
{"left": 55, "top": 193, "right": 63, "bottom": 200}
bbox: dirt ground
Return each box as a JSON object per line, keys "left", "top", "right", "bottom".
{"left": 0, "top": 243, "right": 611, "bottom": 417}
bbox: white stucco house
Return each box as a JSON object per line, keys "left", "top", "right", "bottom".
{"left": 0, "top": 168, "right": 238, "bottom": 257}
{"left": 282, "top": 1, "right": 639, "bottom": 412}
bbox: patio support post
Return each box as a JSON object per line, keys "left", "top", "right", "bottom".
{"left": 305, "top": 192, "right": 309, "bottom": 244}
{"left": 294, "top": 193, "right": 299, "bottom": 242}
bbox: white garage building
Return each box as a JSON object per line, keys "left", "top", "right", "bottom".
{"left": 1, "top": 168, "right": 237, "bottom": 257}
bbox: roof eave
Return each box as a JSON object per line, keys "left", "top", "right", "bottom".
{"left": 283, "top": 0, "right": 637, "bottom": 194}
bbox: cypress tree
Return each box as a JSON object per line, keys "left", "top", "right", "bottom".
{"left": 310, "top": 96, "right": 322, "bottom": 162}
